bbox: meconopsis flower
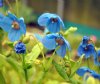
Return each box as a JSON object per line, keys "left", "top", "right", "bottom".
{"left": 14, "top": 42, "right": 26, "bottom": 54}
{"left": 0, "top": 12, "right": 26, "bottom": 42}
{"left": 35, "top": 34, "right": 71, "bottom": 57}
{"left": 38, "top": 13, "right": 65, "bottom": 33}
{"left": 94, "top": 50, "right": 100, "bottom": 66}
{"left": 77, "top": 36, "right": 96, "bottom": 58}
{"left": 76, "top": 67, "right": 100, "bottom": 80}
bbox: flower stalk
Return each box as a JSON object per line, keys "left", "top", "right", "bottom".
{"left": 22, "top": 54, "right": 28, "bottom": 82}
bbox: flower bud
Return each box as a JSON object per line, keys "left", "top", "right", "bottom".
{"left": 68, "top": 27, "right": 77, "bottom": 33}
{"left": 14, "top": 42, "right": 26, "bottom": 54}
{"left": 64, "top": 27, "right": 77, "bottom": 36}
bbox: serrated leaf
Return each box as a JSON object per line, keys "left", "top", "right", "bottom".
{"left": 26, "top": 42, "right": 43, "bottom": 62}
{"left": 52, "top": 61, "right": 69, "bottom": 80}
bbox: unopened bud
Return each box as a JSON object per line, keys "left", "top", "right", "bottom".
{"left": 64, "top": 27, "right": 77, "bottom": 36}
{"left": 68, "top": 27, "right": 77, "bottom": 33}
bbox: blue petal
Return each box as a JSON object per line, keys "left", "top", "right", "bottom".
{"left": 38, "top": 13, "right": 51, "bottom": 26}
{"left": 57, "top": 16, "right": 65, "bottom": 29}
{"left": 77, "top": 44, "right": 84, "bottom": 56}
{"left": 62, "top": 37, "right": 71, "bottom": 50}
{"left": 8, "top": 28, "right": 22, "bottom": 42}
{"left": 0, "top": 13, "right": 4, "bottom": 19}
{"left": 56, "top": 44, "right": 66, "bottom": 57}
{"left": 18, "top": 17, "right": 26, "bottom": 34}
{"left": 34, "top": 34, "right": 42, "bottom": 42}
{"left": 0, "top": 16, "right": 12, "bottom": 32}
{"left": 42, "top": 34, "right": 57, "bottom": 50}
{"left": 7, "top": 11, "right": 18, "bottom": 21}
{"left": 76, "top": 67, "right": 94, "bottom": 77}
{"left": 47, "top": 19, "right": 60, "bottom": 33}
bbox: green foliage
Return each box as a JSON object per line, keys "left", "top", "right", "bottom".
{"left": 52, "top": 61, "right": 69, "bottom": 80}
{"left": 26, "top": 42, "right": 43, "bottom": 63}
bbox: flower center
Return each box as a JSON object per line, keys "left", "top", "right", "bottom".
{"left": 12, "top": 21, "right": 20, "bottom": 30}
{"left": 51, "top": 18, "right": 58, "bottom": 23}
{"left": 55, "top": 38, "right": 64, "bottom": 45}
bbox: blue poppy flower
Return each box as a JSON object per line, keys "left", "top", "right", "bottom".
{"left": 77, "top": 67, "right": 100, "bottom": 80}
{"left": 35, "top": 34, "right": 71, "bottom": 57}
{"left": 14, "top": 42, "right": 26, "bottom": 54}
{"left": 0, "top": 12, "right": 26, "bottom": 42}
{"left": 77, "top": 36, "right": 96, "bottom": 58}
{"left": 78, "top": 43, "right": 96, "bottom": 58}
{"left": 76, "top": 67, "right": 95, "bottom": 77}
{"left": 94, "top": 50, "right": 100, "bottom": 66}
{"left": 38, "top": 13, "right": 65, "bottom": 33}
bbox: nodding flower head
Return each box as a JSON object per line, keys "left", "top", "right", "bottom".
{"left": 35, "top": 34, "right": 71, "bottom": 57}
{"left": 14, "top": 42, "right": 26, "bottom": 54}
{"left": 38, "top": 13, "right": 65, "bottom": 33}
{"left": 0, "top": 12, "right": 26, "bottom": 42}
{"left": 77, "top": 36, "right": 96, "bottom": 58}
{"left": 77, "top": 67, "right": 100, "bottom": 80}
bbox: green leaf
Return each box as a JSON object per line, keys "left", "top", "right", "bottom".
{"left": 52, "top": 61, "right": 69, "bottom": 80}
{"left": 0, "top": 71, "right": 6, "bottom": 84}
{"left": 26, "top": 42, "right": 43, "bottom": 62}
{"left": 70, "top": 55, "right": 84, "bottom": 77}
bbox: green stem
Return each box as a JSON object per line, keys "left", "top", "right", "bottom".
{"left": 37, "top": 71, "right": 47, "bottom": 84}
{"left": 16, "top": 0, "right": 19, "bottom": 17}
{"left": 22, "top": 54, "right": 28, "bottom": 82}
{"left": 86, "top": 58, "right": 90, "bottom": 68}
{"left": 98, "top": 66, "right": 100, "bottom": 74}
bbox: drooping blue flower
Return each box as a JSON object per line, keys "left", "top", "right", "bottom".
{"left": 14, "top": 42, "right": 26, "bottom": 54}
{"left": 38, "top": 13, "right": 65, "bottom": 33}
{"left": 76, "top": 67, "right": 100, "bottom": 80}
{"left": 94, "top": 50, "right": 100, "bottom": 66}
{"left": 35, "top": 34, "right": 71, "bottom": 57}
{"left": 77, "top": 36, "right": 96, "bottom": 58}
{"left": 0, "top": 12, "right": 26, "bottom": 42}
{"left": 76, "top": 67, "right": 95, "bottom": 77}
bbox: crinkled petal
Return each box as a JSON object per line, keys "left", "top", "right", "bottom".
{"left": 57, "top": 16, "right": 65, "bottom": 29}
{"left": 42, "top": 35, "right": 56, "bottom": 50}
{"left": 77, "top": 44, "right": 84, "bottom": 56}
{"left": 0, "top": 16, "right": 12, "bottom": 32}
{"left": 63, "top": 37, "right": 71, "bottom": 50}
{"left": 47, "top": 19, "right": 60, "bottom": 33}
{"left": 8, "top": 28, "right": 22, "bottom": 42}
{"left": 7, "top": 11, "right": 18, "bottom": 21}
{"left": 38, "top": 13, "right": 51, "bottom": 26}
{"left": 56, "top": 44, "right": 66, "bottom": 57}
{"left": 18, "top": 17, "right": 26, "bottom": 34}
